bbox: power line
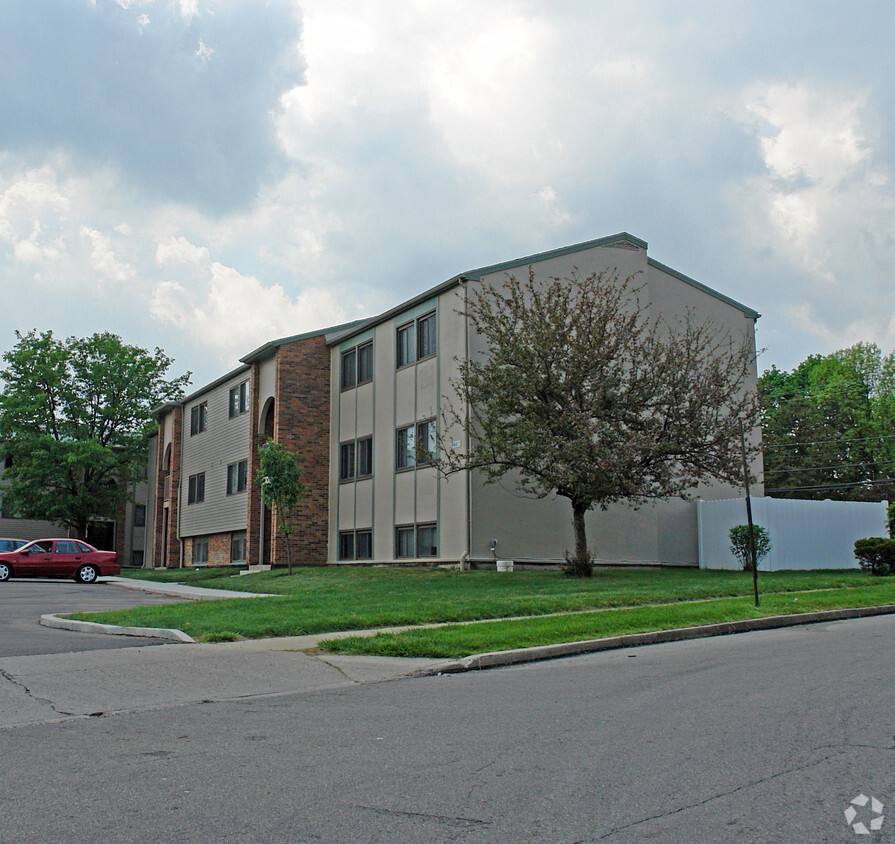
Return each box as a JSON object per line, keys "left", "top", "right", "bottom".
{"left": 761, "top": 433, "right": 895, "bottom": 451}
{"left": 764, "top": 478, "right": 895, "bottom": 494}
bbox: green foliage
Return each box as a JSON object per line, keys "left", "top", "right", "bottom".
{"left": 257, "top": 439, "right": 308, "bottom": 574}
{"left": 853, "top": 537, "right": 895, "bottom": 576}
{"left": 0, "top": 330, "right": 189, "bottom": 536}
{"left": 728, "top": 524, "right": 772, "bottom": 571}
{"left": 760, "top": 342, "right": 895, "bottom": 502}
{"left": 888, "top": 502, "right": 895, "bottom": 539}
{"left": 441, "top": 268, "right": 759, "bottom": 577}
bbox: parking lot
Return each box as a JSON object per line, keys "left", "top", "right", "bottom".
{"left": 0, "top": 579, "right": 185, "bottom": 657}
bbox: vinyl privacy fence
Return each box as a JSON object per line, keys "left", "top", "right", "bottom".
{"left": 697, "top": 497, "right": 889, "bottom": 571}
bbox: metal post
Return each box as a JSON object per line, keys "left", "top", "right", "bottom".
{"left": 740, "top": 419, "right": 759, "bottom": 607}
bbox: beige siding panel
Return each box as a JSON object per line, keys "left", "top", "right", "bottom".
{"left": 393, "top": 471, "right": 416, "bottom": 525}
{"left": 356, "top": 382, "right": 374, "bottom": 437}
{"left": 415, "top": 468, "right": 438, "bottom": 523}
{"left": 339, "top": 389, "right": 357, "bottom": 441}
{"left": 354, "top": 478, "right": 373, "bottom": 527}
{"left": 337, "top": 482, "right": 356, "bottom": 531}
{"left": 179, "top": 371, "right": 251, "bottom": 537}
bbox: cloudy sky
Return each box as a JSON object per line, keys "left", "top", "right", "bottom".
{"left": 1, "top": 0, "right": 893, "bottom": 388}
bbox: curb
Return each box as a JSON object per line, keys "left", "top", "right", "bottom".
{"left": 40, "top": 613, "right": 196, "bottom": 644}
{"left": 415, "top": 603, "right": 895, "bottom": 674}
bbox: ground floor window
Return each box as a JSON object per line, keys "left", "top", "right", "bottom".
{"left": 231, "top": 531, "right": 247, "bottom": 563}
{"left": 193, "top": 536, "right": 209, "bottom": 564}
{"left": 395, "top": 522, "right": 437, "bottom": 558}
{"left": 339, "top": 529, "right": 373, "bottom": 561}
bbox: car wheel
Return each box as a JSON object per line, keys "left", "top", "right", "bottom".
{"left": 0, "top": 563, "right": 10, "bottom": 582}
{"left": 76, "top": 564, "right": 99, "bottom": 584}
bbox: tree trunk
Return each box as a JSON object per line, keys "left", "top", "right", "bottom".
{"left": 567, "top": 500, "right": 593, "bottom": 577}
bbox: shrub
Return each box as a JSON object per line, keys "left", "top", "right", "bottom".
{"left": 728, "top": 524, "right": 772, "bottom": 571}
{"left": 853, "top": 537, "right": 895, "bottom": 576}
{"left": 887, "top": 502, "right": 895, "bottom": 539}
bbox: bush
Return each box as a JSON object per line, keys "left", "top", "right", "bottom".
{"left": 854, "top": 537, "right": 895, "bottom": 576}
{"left": 887, "top": 502, "right": 895, "bottom": 539}
{"left": 729, "top": 524, "right": 772, "bottom": 571}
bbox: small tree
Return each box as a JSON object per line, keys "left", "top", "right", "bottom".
{"left": 0, "top": 330, "right": 190, "bottom": 538}
{"left": 440, "top": 268, "right": 759, "bottom": 576}
{"left": 729, "top": 524, "right": 772, "bottom": 571}
{"left": 257, "top": 439, "right": 307, "bottom": 575}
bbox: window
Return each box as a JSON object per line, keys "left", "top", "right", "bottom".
{"left": 417, "top": 312, "right": 436, "bottom": 359}
{"left": 193, "top": 536, "right": 209, "bottom": 564}
{"left": 395, "top": 523, "right": 438, "bottom": 558}
{"left": 131, "top": 550, "right": 144, "bottom": 567}
{"left": 339, "top": 529, "right": 373, "bottom": 561}
{"left": 340, "top": 348, "right": 357, "bottom": 390}
{"left": 397, "top": 421, "right": 435, "bottom": 469}
{"left": 190, "top": 402, "right": 208, "bottom": 435}
{"left": 396, "top": 322, "right": 415, "bottom": 367}
{"left": 227, "top": 460, "right": 248, "bottom": 494}
{"left": 396, "top": 425, "right": 415, "bottom": 470}
{"left": 357, "top": 342, "right": 373, "bottom": 384}
{"left": 338, "top": 531, "right": 354, "bottom": 561}
{"left": 415, "top": 419, "right": 437, "bottom": 465}
{"left": 75, "top": 541, "right": 92, "bottom": 553}
{"left": 396, "top": 311, "right": 436, "bottom": 367}
{"left": 340, "top": 437, "right": 372, "bottom": 481}
{"left": 395, "top": 526, "right": 415, "bottom": 558}
{"left": 356, "top": 437, "right": 373, "bottom": 478}
{"left": 231, "top": 531, "right": 247, "bottom": 563}
{"left": 187, "top": 472, "right": 205, "bottom": 504}
{"left": 133, "top": 504, "right": 146, "bottom": 527}
{"left": 417, "top": 523, "right": 438, "bottom": 557}
{"left": 339, "top": 441, "right": 356, "bottom": 481}
{"left": 56, "top": 540, "right": 80, "bottom": 554}
{"left": 356, "top": 530, "right": 372, "bottom": 560}
{"left": 229, "top": 380, "right": 249, "bottom": 417}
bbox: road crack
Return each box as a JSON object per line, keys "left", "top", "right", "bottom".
{"left": 0, "top": 666, "right": 79, "bottom": 717}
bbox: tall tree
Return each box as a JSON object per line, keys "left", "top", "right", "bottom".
{"left": 440, "top": 268, "right": 759, "bottom": 576}
{"left": 257, "top": 439, "right": 307, "bottom": 574}
{"left": 760, "top": 342, "right": 895, "bottom": 501}
{"left": 0, "top": 330, "right": 190, "bottom": 539}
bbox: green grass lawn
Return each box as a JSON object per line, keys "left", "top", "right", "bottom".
{"left": 71, "top": 566, "right": 895, "bottom": 652}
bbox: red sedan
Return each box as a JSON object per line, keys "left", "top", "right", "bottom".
{"left": 0, "top": 539, "right": 120, "bottom": 583}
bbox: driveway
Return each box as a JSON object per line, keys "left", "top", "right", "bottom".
{"left": 0, "top": 579, "right": 186, "bottom": 657}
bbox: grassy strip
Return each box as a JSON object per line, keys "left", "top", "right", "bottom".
{"left": 319, "top": 581, "right": 895, "bottom": 659}
{"left": 81, "top": 567, "right": 884, "bottom": 643}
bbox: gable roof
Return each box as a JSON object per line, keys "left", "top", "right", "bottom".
{"left": 327, "top": 232, "right": 758, "bottom": 345}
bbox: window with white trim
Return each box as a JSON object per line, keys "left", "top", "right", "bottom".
{"left": 227, "top": 460, "right": 248, "bottom": 495}
{"left": 229, "top": 380, "right": 250, "bottom": 418}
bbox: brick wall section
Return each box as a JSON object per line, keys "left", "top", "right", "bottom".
{"left": 246, "top": 364, "right": 265, "bottom": 567}
{"left": 271, "top": 336, "right": 332, "bottom": 566}
{"left": 113, "top": 497, "right": 128, "bottom": 561}
{"left": 156, "top": 407, "right": 183, "bottom": 568}
{"left": 152, "top": 415, "right": 167, "bottom": 566}
{"left": 184, "top": 532, "right": 231, "bottom": 566}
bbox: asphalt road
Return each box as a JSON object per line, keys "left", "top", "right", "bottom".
{"left": 0, "top": 579, "right": 184, "bottom": 657}
{"left": 2, "top": 613, "right": 893, "bottom": 842}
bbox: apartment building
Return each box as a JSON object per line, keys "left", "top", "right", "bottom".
{"left": 146, "top": 323, "right": 359, "bottom": 568}
{"left": 328, "top": 232, "right": 762, "bottom": 568}
{"left": 146, "top": 232, "right": 760, "bottom": 569}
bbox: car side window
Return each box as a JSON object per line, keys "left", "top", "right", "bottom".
{"left": 75, "top": 541, "right": 93, "bottom": 553}
{"left": 31, "top": 541, "right": 52, "bottom": 554}
{"left": 56, "top": 541, "right": 79, "bottom": 554}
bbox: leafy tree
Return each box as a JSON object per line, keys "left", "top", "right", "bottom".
{"left": 760, "top": 342, "right": 895, "bottom": 501}
{"left": 0, "top": 330, "right": 190, "bottom": 540}
{"left": 440, "top": 268, "right": 759, "bottom": 577}
{"left": 728, "top": 524, "right": 772, "bottom": 571}
{"left": 257, "top": 439, "right": 308, "bottom": 575}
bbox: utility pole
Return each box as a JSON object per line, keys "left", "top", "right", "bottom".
{"left": 740, "top": 419, "right": 759, "bottom": 607}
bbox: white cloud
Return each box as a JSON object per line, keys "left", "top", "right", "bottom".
{"left": 80, "top": 226, "right": 135, "bottom": 283}
{"left": 151, "top": 236, "right": 351, "bottom": 361}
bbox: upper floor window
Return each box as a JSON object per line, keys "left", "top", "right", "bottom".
{"left": 229, "top": 380, "right": 249, "bottom": 418}
{"left": 190, "top": 402, "right": 207, "bottom": 436}
{"left": 341, "top": 341, "right": 374, "bottom": 390}
{"left": 396, "top": 419, "right": 436, "bottom": 470}
{"left": 340, "top": 436, "right": 373, "bottom": 481}
{"left": 396, "top": 311, "right": 436, "bottom": 368}
{"left": 187, "top": 472, "right": 205, "bottom": 504}
{"left": 226, "top": 460, "right": 248, "bottom": 495}
{"left": 133, "top": 504, "right": 146, "bottom": 527}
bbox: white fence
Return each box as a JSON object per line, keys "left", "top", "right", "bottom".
{"left": 696, "top": 497, "right": 889, "bottom": 571}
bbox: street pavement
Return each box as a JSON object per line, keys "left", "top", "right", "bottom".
{"left": 2, "top": 614, "right": 894, "bottom": 842}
